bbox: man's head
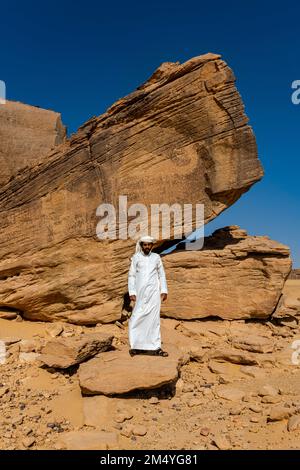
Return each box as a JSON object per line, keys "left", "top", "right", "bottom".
{"left": 140, "top": 241, "right": 154, "bottom": 255}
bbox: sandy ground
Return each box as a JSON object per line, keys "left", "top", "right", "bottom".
{"left": 0, "top": 280, "right": 300, "bottom": 450}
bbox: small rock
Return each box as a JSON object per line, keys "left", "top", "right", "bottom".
{"left": 242, "top": 394, "right": 255, "bottom": 403}
{"left": 2, "top": 337, "right": 21, "bottom": 346}
{"left": 212, "top": 434, "right": 231, "bottom": 450}
{"left": 287, "top": 415, "right": 300, "bottom": 432}
{"left": 230, "top": 406, "right": 243, "bottom": 416}
{"left": 261, "top": 395, "right": 281, "bottom": 404}
{"left": 19, "top": 352, "right": 40, "bottom": 363}
{"left": 114, "top": 410, "right": 133, "bottom": 423}
{"left": 22, "top": 437, "right": 35, "bottom": 448}
{"left": 0, "top": 387, "right": 9, "bottom": 397}
{"left": 199, "top": 427, "right": 210, "bottom": 437}
{"left": 188, "top": 399, "right": 202, "bottom": 407}
{"left": 19, "top": 339, "right": 37, "bottom": 353}
{"left": 0, "top": 311, "right": 18, "bottom": 320}
{"left": 240, "top": 366, "right": 265, "bottom": 379}
{"left": 215, "top": 386, "right": 245, "bottom": 402}
{"left": 115, "top": 321, "right": 125, "bottom": 330}
{"left": 258, "top": 385, "right": 279, "bottom": 397}
{"left": 149, "top": 397, "right": 159, "bottom": 405}
{"left": 218, "top": 375, "right": 232, "bottom": 385}
{"left": 47, "top": 324, "right": 64, "bottom": 338}
{"left": 182, "top": 383, "right": 194, "bottom": 393}
{"left": 249, "top": 405, "right": 262, "bottom": 413}
{"left": 268, "top": 406, "right": 291, "bottom": 422}
{"left": 120, "top": 423, "right": 134, "bottom": 438}
{"left": 132, "top": 425, "right": 147, "bottom": 436}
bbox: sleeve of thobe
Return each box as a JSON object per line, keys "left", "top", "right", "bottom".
{"left": 158, "top": 256, "right": 168, "bottom": 294}
{"left": 128, "top": 256, "right": 137, "bottom": 296}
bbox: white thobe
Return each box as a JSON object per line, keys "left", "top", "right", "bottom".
{"left": 128, "top": 251, "right": 168, "bottom": 350}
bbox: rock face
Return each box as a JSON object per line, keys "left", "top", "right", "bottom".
{"left": 39, "top": 333, "right": 113, "bottom": 368}
{"left": 162, "top": 226, "right": 291, "bottom": 320}
{"left": 78, "top": 348, "right": 182, "bottom": 395}
{"left": 0, "top": 100, "right": 66, "bottom": 186}
{"left": 0, "top": 53, "right": 263, "bottom": 324}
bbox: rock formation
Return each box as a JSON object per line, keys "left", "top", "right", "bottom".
{"left": 0, "top": 100, "right": 66, "bottom": 186}
{"left": 39, "top": 332, "right": 113, "bottom": 368}
{"left": 78, "top": 347, "right": 184, "bottom": 396}
{"left": 0, "top": 53, "right": 265, "bottom": 323}
{"left": 161, "top": 226, "right": 292, "bottom": 320}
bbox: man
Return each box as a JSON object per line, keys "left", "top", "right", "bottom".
{"left": 128, "top": 235, "right": 168, "bottom": 357}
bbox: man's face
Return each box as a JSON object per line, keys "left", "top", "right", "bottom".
{"left": 141, "top": 242, "right": 153, "bottom": 255}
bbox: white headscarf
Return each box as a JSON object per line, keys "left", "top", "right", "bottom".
{"left": 135, "top": 235, "right": 156, "bottom": 254}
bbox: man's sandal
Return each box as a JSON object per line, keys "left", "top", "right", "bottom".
{"left": 155, "top": 348, "right": 169, "bottom": 357}
{"left": 129, "top": 349, "right": 138, "bottom": 356}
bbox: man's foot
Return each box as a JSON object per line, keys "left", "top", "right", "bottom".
{"left": 154, "top": 348, "right": 169, "bottom": 357}
{"left": 129, "top": 349, "right": 138, "bottom": 356}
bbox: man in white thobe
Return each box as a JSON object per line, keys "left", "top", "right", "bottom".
{"left": 128, "top": 235, "right": 168, "bottom": 357}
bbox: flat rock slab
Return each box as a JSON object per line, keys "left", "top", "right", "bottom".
{"left": 215, "top": 386, "right": 245, "bottom": 401}
{"left": 59, "top": 431, "right": 119, "bottom": 450}
{"left": 79, "top": 348, "right": 182, "bottom": 395}
{"left": 208, "top": 348, "right": 258, "bottom": 365}
{"left": 39, "top": 332, "right": 113, "bottom": 368}
{"left": 83, "top": 396, "right": 117, "bottom": 427}
{"left": 231, "top": 334, "right": 274, "bottom": 354}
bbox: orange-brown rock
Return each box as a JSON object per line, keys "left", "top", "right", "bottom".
{"left": 161, "top": 226, "right": 292, "bottom": 320}
{"left": 0, "top": 54, "right": 263, "bottom": 323}
{"left": 78, "top": 348, "right": 183, "bottom": 395}
{"left": 0, "top": 100, "right": 66, "bottom": 186}
{"left": 39, "top": 332, "right": 113, "bottom": 368}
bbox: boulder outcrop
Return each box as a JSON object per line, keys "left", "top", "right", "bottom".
{"left": 0, "top": 54, "right": 264, "bottom": 323}
{"left": 162, "top": 226, "right": 291, "bottom": 320}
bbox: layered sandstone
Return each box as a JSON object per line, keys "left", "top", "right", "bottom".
{"left": 161, "top": 226, "right": 292, "bottom": 320}
{"left": 0, "top": 100, "right": 66, "bottom": 186}
{"left": 0, "top": 53, "right": 263, "bottom": 323}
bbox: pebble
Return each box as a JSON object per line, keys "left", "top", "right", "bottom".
{"left": 287, "top": 415, "right": 300, "bottom": 432}
{"left": 149, "top": 397, "right": 159, "bottom": 405}
{"left": 258, "top": 385, "right": 279, "bottom": 397}
{"left": 212, "top": 434, "right": 231, "bottom": 450}
{"left": 199, "top": 427, "right": 210, "bottom": 437}
{"left": 133, "top": 425, "right": 147, "bottom": 436}
{"left": 249, "top": 405, "right": 262, "bottom": 413}
{"left": 22, "top": 437, "right": 35, "bottom": 448}
{"left": 268, "top": 406, "right": 291, "bottom": 422}
{"left": 120, "top": 423, "right": 134, "bottom": 438}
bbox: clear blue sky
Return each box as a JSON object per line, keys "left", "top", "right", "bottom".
{"left": 1, "top": 0, "right": 299, "bottom": 266}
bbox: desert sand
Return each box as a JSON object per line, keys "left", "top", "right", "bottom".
{"left": 0, "top": 279, "right": 300, "bottom": 450}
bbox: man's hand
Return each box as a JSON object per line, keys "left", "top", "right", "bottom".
{"left": 161, "top": 293, "right": 168, "bottom": 302}
{"left": 129, "top": 295, "right": 136, "bottom": 302}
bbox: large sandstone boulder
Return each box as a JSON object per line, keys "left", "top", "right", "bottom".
{"left": 0, "top": 53, "right": 263, "bottom": 323}
{"left": 162, "top": 226, "right": 292, "bottom": 320}
{"left": 0, "top": 100, "right": 66, "bottom": 186}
